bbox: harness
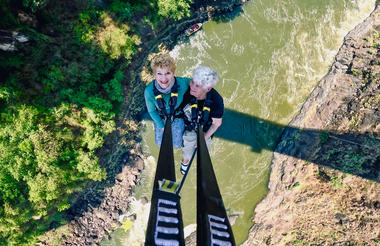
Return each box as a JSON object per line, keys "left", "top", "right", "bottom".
{"left": 185, "top": 93, "right": 212, "bottom": 131}
{"left": 153, "top": 79, "right": 179, "bottom": 118}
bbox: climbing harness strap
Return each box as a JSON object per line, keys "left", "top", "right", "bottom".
{"left": 145, "top": 119, "right": 185, "bottom": 246}
{"left": 176, "top": 148, "right": 197, "bottom": 195}
{"left": 196, "top": 126, "right": 236, "bottom": 246}
{"left": 153, "top": 79, "right": 179, "bottom": 118}
{"left": 145, "top": 115, "right": 235, "bottom": 246}
{"left": 185, "top": 93, "right": 212, "bottom": 131}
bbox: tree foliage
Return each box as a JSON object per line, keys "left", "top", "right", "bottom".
{"left": 110, "top": 0, "right": 133, "bottom": 21}
{"left": 23, "top": 0, "right": 49, "bottom": 13}
{"left": 157, "top": 0, "right": 191, "bottom": 20}
{"left": 0, "top": 0, "right": 193, "bottom": 244}
{"left": 0, "top": 1, "right": 121, "bottom": 243}
{"left": 104, "top": 69, "right": 124, "bottom": 103}
{"left": 0, "top": 104, "right": 113, "bottom": 243}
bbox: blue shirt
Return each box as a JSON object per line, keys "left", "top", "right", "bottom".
{"left": 144, "top": 77, "right": 191, "bottom": 128}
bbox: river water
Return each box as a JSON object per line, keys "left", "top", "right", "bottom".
{"left": 101, "top": 1, "right": 375, "bottom": 245}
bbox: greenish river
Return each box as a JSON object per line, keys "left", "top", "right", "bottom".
{"left": 101, "top": 0, "right": 375, "bottom": 245}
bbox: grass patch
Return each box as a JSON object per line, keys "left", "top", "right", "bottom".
{"left": 342, "top": 151, "right": 366, "bottom": 173}
{"left": 348, "top": 115, "right": 361, "bottom": 128}
{"left": 373, "top": 30, "right": 379, "bottom": 39}
{"left": 290, "top": 182, "right": 300, "bottom": 190}
{"left": 330, "top": 173, "right": 344, "bottom": 190}
{"left": 319, "top": 131, "right": 329, "bottom": 144}
{"left": 350, "top": 68, "right": 362, "bottom": 77}
{"left": 326, "top": 148, "right": 340, "bottom": 160}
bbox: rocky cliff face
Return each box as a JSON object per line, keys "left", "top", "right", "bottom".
{"left": 243, "top": 4, "right": 380, "bottom": 246}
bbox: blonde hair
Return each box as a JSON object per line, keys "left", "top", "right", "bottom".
{"left": 151, "top": 53, "right": 176, "bottom": 74}
{"left": 192, "top": 66, "right": 218, "bottom": 90}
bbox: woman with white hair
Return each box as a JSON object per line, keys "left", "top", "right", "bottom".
{"left": 180, "top": 66, "right": 224, "bottom": 174}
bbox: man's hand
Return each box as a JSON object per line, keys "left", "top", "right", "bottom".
{"left": 204, "top": 117, "right": 222, "bottom": 140}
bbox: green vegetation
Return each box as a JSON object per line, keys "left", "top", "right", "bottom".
{"left": 342, "top": 151, "right": 366, "bottom": 174}
{"left": 0, "top": 0, "right": 192, "bottom": 244}
{"left": 330, "top": 173, "right": 345, "bottom": 190}
{"left": 373, "top": 30, "right": 379, "bottom": 39}
{"left": 158, "top": 0, "right": 191, "bottom": 20}
{"left": 350, "top": 68, "right": 362, "bottom": 77}
{"left": 292, "top": 239, "right": 307, "bottom": 245}
{"left": 120, "top": 220, "right": 133, "bottom": 232}
{"left": 319, "top": 131, "right": 329, "bottom": 144}
{"left": 348, "top": 115, "right": 361, "bottom": 127}
{"left": 287, "top": 181, "right": 300, "bottom": 190}
{"left": 363, "top": 29, "right": 379, "bottom": 51}
{"left": 23, "top": 0, "right": 49, "bottom": 13}
{"left": 326, "top": 148, "right": 340, "bottom": 160}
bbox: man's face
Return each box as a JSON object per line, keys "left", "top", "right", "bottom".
{"left": 190, "top": 80, "right": 211, "bottom": 99}
{"left": 154, "top": 67, "right": 174, "bottom": 88}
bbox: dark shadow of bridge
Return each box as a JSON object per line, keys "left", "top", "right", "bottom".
{"left": 217, "top": 109, "right": 380, "bottom": 182}
{"left": 141, "top": 108, "right": 380, "bottom": 182}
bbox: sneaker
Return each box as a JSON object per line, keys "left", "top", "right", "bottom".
{"left": 180, "top": 162, "right": 189, "bottom": 175}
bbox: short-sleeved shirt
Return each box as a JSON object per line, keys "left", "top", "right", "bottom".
{"left": 181, "top": 88, "right": 224, "bottom": 132}
{"left": 144, "top": 77, "right": 190, "bottom": 128}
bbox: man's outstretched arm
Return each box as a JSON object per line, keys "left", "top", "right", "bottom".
{"left": 204, "top": 117, "right": 222, "bottom": 140}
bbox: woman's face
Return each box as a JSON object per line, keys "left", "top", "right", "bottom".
{"left": 154, "top": 67, "right": 174, "bottom": 88}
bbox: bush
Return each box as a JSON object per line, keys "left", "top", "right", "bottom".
{"left": 23, "top": 0, "right": 49, "bottom": 13}
{"left": 98, "top": 22, "right": 137, "bottom": 60}
{"left": 104, "top": 69, "right": 124, "bottom": 103}
{"left": 157, "top": 0, "right": 191, "bottom": 20}
{"left": 0, "top": 103, "right": 114, "bottom": 244}
{"left": 110, "top": 0, "right": 133, "bottom": 21}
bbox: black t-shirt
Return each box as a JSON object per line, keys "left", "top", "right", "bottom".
{"left": 181, "top": 88, "right": 224, "bottom": 132}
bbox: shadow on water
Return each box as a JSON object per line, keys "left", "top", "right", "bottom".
{"left": 211, "top": 5, "right": 244, "bottom": 23}
{"left": 194, "top": 0, "right": 244, "bottom": 23}
{"left": 216, "top": 108, "right": 380, "bottom": 182}
{"left": 141, "top": 108, "right": 380, "bottom": 182}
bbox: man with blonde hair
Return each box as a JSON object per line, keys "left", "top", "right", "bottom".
{"left": 144, "top": 53, "right": 190, "bottom": 148}
{"left": 180, "top": 66, "right": 224, "bottom": 174}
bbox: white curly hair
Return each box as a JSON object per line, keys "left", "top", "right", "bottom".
{"left": 192, "top": 66, "right": 219, "bottom": 90}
